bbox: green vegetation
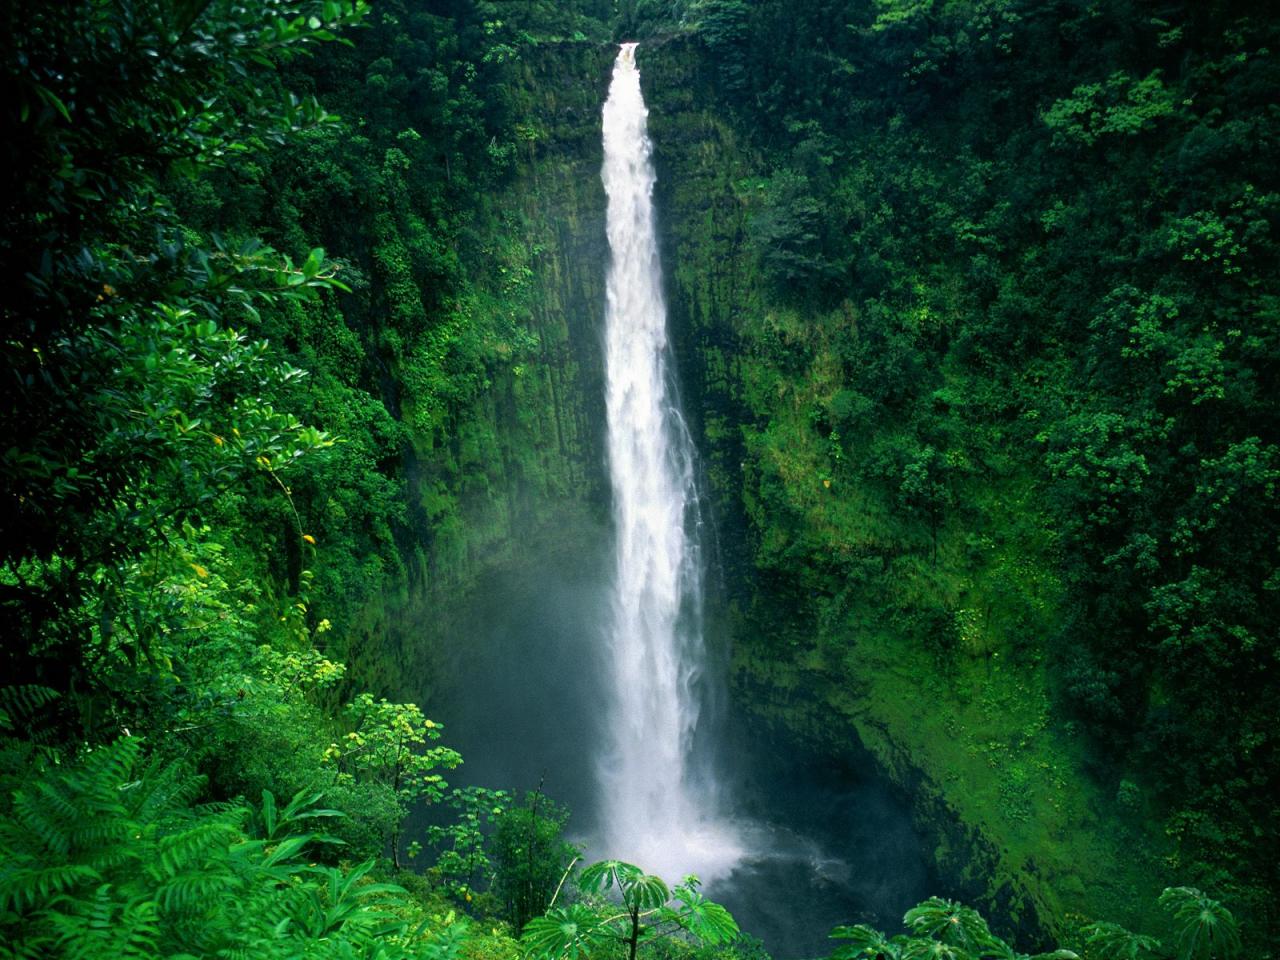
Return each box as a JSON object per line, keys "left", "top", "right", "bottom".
{"left": 0, "top": 739, "right": 480, "bottom": 959}
{"left": 1, "top": 0, "right": 610, "bottom": 956}
{"left": 634, "top": 0, "right": 1277, "bottom": 948}
{"left": 521, "top": 860, "right": 740, "bottom": 960}
{"left": 1, "top": 0, "right": 1275, "bottom": 957}
{"left": 830, "top": 887, "right": 1241, "bottom": 960}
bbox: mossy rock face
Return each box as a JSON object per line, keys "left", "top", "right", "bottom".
{"left": 359, "top": 42, "right": 617, "bottom": 697}
{"left": 381, "top": 31, "right": 1171, "bottom": 945}
{"left": 634, "top": 32, "right": 1171, "bottom": 943}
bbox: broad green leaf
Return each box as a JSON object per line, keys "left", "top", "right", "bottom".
{"left": 904, "top": 897, "right": 996, "bottom": 950}
{"left": 578, "top": 858, "right": 642, "bottom": 896}
{"left": 831, "top": 923, "right": 903, "bottom": 959}
{"left": 521, "top": 904, "right": 610, "bottom": 960}
{"left": 622, "top": 871, "right": 669, "bottom": 911}
{"left": 1158, "top": 887, "right": 1241, "bottom": 960}
{"left": 1082, "top": 920, "right": 1161, "bottom": 959}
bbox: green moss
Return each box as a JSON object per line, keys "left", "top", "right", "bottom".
{"left": 638, "top": 32, "right": 1176, "bottom": 944}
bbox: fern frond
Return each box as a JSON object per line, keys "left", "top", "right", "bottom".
{"left": 156, "top": 870, "right": 238, "bottom": 915}
{"left": 155, "top": 818, "right": 241, "bottom": 879}
{"left": 51, "top": 888, "right": 161, "bottom": 960}
{"left": 0, "top": 862, "right": 101, "bottom": 912}
{"left": 0, "top": 685, "right": 59, "bottom": 733}
{"left": 76, "top": 739, "right": 143, "bottom": 799}
{"left": 68, "top": 816, "right": 135, "bottom": 857}
{"left": 123, "top": 757, "right": 204, "bottom": 822}
{"left": 10, "top": 788, "right": 75, "bottom": 857}
{"left": 32, "top": 780, "right": 81, "bottom": 829}
{"left": 118, "top": 899, "right": 162, "bottom": 960}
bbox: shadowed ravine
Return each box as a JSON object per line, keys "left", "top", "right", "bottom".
{"left": 425, "top": 543, "right": 934, "bottom": 958}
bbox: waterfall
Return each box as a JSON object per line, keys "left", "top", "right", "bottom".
{"left": 597, "top": 42, "right": 742, "bottom": 884}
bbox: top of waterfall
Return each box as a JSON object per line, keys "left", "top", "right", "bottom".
{"left": 619, "top": 41, "right": 638, "bottom": 62}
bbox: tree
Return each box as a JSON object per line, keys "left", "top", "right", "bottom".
{"left": 1, "top": 0, "right": 367, "bottom": 732}
{"left": 899, "top": 444, "right": 954, "bottom": 564}
{"left": 324, "top": 694, "right": 461, "bottom": 867}
{"left": 490, "top": 789, "right": 581, "bottom": 934}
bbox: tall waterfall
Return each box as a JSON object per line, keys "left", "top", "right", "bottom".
{"left": 598, "top": 42, "right": 741, "bottom": 883}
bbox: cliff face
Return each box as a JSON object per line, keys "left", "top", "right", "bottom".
{"left": 363, "top": 43, "right": 617, "bottom": 700}
{"left": 406, "top": 41, "right": 616, "bottom": 576}
{"left": 632, "top": 35, "right": 1165, "bottom": 941}
{"left": 388, "top": 33, "right": 1165, "bottom": 944}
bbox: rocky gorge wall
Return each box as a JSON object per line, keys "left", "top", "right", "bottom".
{"left": 359, "top": 42, "right": 618, "bottom": 702}
{"left": 379, "top": 31, "right": 1169, "bottom": 946}
{"left": 634, "top": 35, "right": 1166, "bottom": 943}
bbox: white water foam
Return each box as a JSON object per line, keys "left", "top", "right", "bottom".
{"left": 596, "top": 42, "right": 744, "bottom": 885}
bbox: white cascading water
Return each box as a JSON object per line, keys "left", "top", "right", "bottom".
{"left": 598, "top": 42, "right": 742, "bottom": 884}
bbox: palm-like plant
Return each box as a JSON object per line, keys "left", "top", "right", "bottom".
{"left": 904, "top": 898, "right": 998, "bottom": 953}
{"left": 1081, "top": 920, "right": 1162, "bottom": 959}
{"left": 521, "top": 859, "right": 738, "bottom": 960}
{"left": 1157, "top": 887, "right": 1241, "bottom": 960}
{"left": 830, "top": 921, "right": 904, "bottom": 960}
{"left": 831, "top": 897, "right": 1079, "bottom": 960}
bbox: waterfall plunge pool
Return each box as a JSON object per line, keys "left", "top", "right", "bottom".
{"left": 419, "top": 535, "right": 935, "bottom": 960}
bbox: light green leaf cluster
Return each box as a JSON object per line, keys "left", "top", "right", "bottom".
{"left": 1043, "top": 71, "right": 1178, "bottom": 147}
{"left": 0, "top": 738, "right": 474, "bottom": 959}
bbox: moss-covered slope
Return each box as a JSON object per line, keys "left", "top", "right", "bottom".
{"left": 636, "top": 34, "right": 1174, "bottom": 943}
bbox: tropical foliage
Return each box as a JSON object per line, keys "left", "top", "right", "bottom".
{"left": 521, "top": 859, "right": 740, "bottom": 960}
{"left": 637, "top": 0, "right": 1277, "bottom": 944}
{"left": 0, "top": 0, "right": 1273, "bottom": 957}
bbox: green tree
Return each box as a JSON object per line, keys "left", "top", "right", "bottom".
{"left": 325, "top": 694, "right": 462, "bottom": 867}
{"left": 427, "top": 784, "right": 509, "bottom": 900}
{"left": 1, "top": 0, "right": 366, "bottom": 733}
{"left": 490, "top": 790, "right": 581, "bottom": 933}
